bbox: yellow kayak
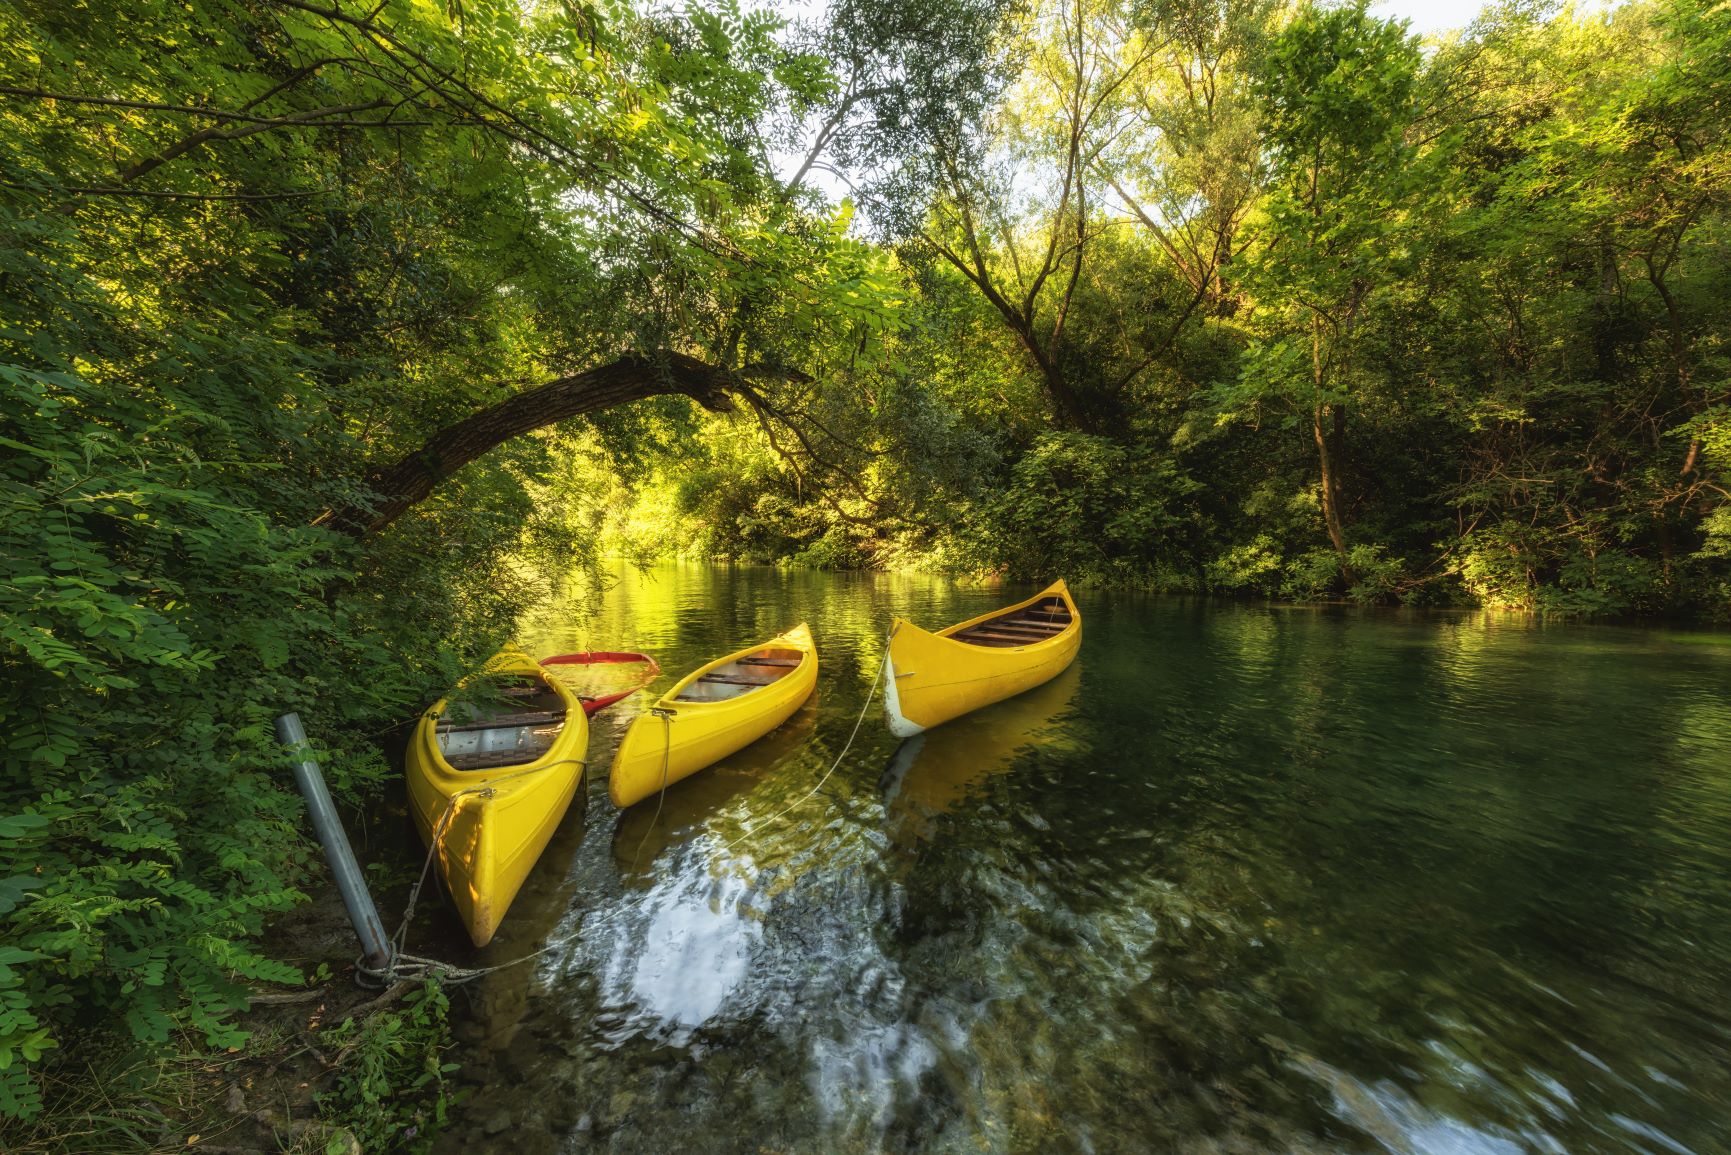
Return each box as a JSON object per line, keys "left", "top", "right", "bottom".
{"left": 405, "top": 648, "right": 589, "bottom": 948}
{"left": 609, "top": 624, "right": 818, "bottom": 808}
{"left": 883, "top": 579, "right": 1081, "bottom": 737}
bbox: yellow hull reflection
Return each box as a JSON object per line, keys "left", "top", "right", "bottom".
{"left": 609, "top": 624, "right": 818, "bottom": 809}
{"left": 611, "top": 696, "right": 819, "bottom": 872}
{"left": 881, "top": 663, "right": 1080, "bottom": 841}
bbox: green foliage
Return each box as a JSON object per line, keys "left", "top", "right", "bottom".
{"left": 1, "top": 0, "right": 880, "bottom": 1128}
{"left": 0, "top": 355, "right": 320, "bottom": 1117}
{"left": 1283, "top": 544, "right": 1406, "bottom": 605}
{"left": 588, "top": 0, "right": 1729, "bottom": 620}
{"left": 959, "top": 432, "right": 1201, "bottom": 586}
{"left": 316, "top": 981, "right": 459, "bottom": 1154}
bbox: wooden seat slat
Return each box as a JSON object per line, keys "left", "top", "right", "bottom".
{"left": 956, "top": 629, "right": 1043, "bottom": 644}
{"left": 446, "top": 750, "right": 550, "bottom": 771}
{"left": 437, "top": 709, "right": 565, "bottom": 734}
{"left": 954, "top": 634, "right": 1027, "bottom": 647}
{"left": 987, "top": 620, "right": 1064, "bottom": 634}
{"left": 697, "top": 672, "right": 777, "bottom": 686}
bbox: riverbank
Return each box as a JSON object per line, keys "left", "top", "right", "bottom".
{"left": 6, "top": 832, "right": 456, "bottom": 1154}
{"left": 574, "top": 553, "right": 1731, "bottom": 624}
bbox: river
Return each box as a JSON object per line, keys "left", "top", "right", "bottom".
{"left": 429, "top": 564, "right": 1731, "bottom": 1154}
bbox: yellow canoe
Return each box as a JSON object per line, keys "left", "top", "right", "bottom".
{"left": 405, "top": 648, "right": 589, "bottom": 948}
{"left": 883, "top": 579, "right": 1081, "bottom": 737}
{"left": 609, "top": 623, "right": 818, "bottom": 808}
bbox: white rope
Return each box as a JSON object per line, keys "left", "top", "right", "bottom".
{"left": 359, "top": 632, "right": 893, "bottom": 987}
{"left": 628, "top": 707, "right": 676, "bottom": 869}
{"left": 715, "top": 631, "right": 890, "bottom": 856}
{"left": 356, "top": 758, "right": 584, "bottom": 988}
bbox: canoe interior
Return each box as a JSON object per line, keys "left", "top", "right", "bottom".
{"left": 436, "top": 674, "right": 569, "bottom": 771}
{"left": 950, "top": 596, "right": 1073, "bottom": 649}
{"left": 674, "top": 645, "right": 804, "bottom": 703}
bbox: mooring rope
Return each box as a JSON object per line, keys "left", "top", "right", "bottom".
{"left": 358, "top": 757, "right": 586, "bottom": 988}
{"left": 628, "top": 706, "right": 677, "bottom": 869}
{"left": 714, "top": 631, "right": 890, "bottom": 856}
{"left": 358, "top": 631, "right": 893, "bottom": 988}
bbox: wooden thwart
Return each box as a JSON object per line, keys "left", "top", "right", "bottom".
{"left": 698, "top": 672, "right": 777, "bottom": 686}
{"left": 957, "top": 629, "right": 1042, "bottom": 644}
{"left": 985, "top": 621, "right": 1063, "bottom": 635}
{"left": 437, "top": 709, "right": 565, "bottom": 734}
{"left": 739, "top": 656, "right": 801, "bottom": 667}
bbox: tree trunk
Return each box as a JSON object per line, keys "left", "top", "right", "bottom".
{"left": 318, "top": 352, "right": 736, "bottom": 536}
{"left": 1648, "top": 270, "right": 1700, "bottom": 477}
{"left": 1314, "top": 402, "right": 1354, "bottom": 586}
{"left": 1311, "top": 324, "right": 1353, "bottom": 587}
{"left": 1037, "top": 356, "right": 1092, "bottom": 433}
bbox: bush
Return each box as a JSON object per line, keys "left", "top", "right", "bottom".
{"left": 0, "top": 137, "right": 561, "bottom": 1127}
{"left": 0, "top": 364, "right": 319, "bottom": 1116}
{"left": 317, "top": 981, "right": 460, "bottom": 1154}
{"left": 960, "top": 431, "right": 1201, "bottom": 585}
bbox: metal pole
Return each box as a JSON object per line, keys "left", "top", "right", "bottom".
{"left": 275, "top": 712, "right": 393, "bottom": 972}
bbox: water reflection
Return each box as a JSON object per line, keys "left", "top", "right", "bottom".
{"left": 595, "top": 857, "right": 763, "bottom": 1044}
{"left": 880, "top": 663, "right": 1081, "bottom": 843}
{"left": 427, "top": 567, "right": 1731, "bottom": 1155}
{"left": 611, "top": 696, "right": 820, "bottom": 872}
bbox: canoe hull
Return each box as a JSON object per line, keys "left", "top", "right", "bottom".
{"left": 405, "top": 651, "right": 588, "bottom": 948}
{"left": 884, "top": 580, "right": 1081, "bottom": 737}
{"left": 609, "top": 624, "right": 818, "bottom": 808}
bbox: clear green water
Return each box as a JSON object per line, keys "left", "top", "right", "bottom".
{"left": 435, "top": 565, "right": 1731, "bottom": 1155}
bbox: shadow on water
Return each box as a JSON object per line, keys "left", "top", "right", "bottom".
{"left": 425, "top": 567, "right": 1731, "bottom": 1155}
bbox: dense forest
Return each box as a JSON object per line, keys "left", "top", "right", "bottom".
{"left": 2, "top": 0, "right": 1728, "bottom": 1145}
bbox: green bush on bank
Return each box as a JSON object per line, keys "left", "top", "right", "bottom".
{"left": 317, "top": 981, "right": 460, "bottom": 1154}
{"left": 0, "top": 343, "right": 535, "bottom": 1121}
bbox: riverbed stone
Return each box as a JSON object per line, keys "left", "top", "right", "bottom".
{"left": 606, "top": 1089, "right": 637, "bottom": 1121}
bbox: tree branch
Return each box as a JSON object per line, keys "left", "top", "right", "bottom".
{"left": 318, "top": 352, "right": 758, "bottom": 535}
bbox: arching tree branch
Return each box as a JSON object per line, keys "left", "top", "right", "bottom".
{"left": 318, "top": 352, "right": 750, "bottom": 535}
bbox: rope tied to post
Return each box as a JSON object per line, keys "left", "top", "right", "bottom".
{"left": 356, "top": 757, "right": 587, "bottom": 988}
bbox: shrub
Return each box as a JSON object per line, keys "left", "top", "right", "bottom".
{"left": 316, "top": 981, "right": 460, "bottom": 1154}
{"left": 960, "top": 431, "right": 1201, "bottom": 585}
